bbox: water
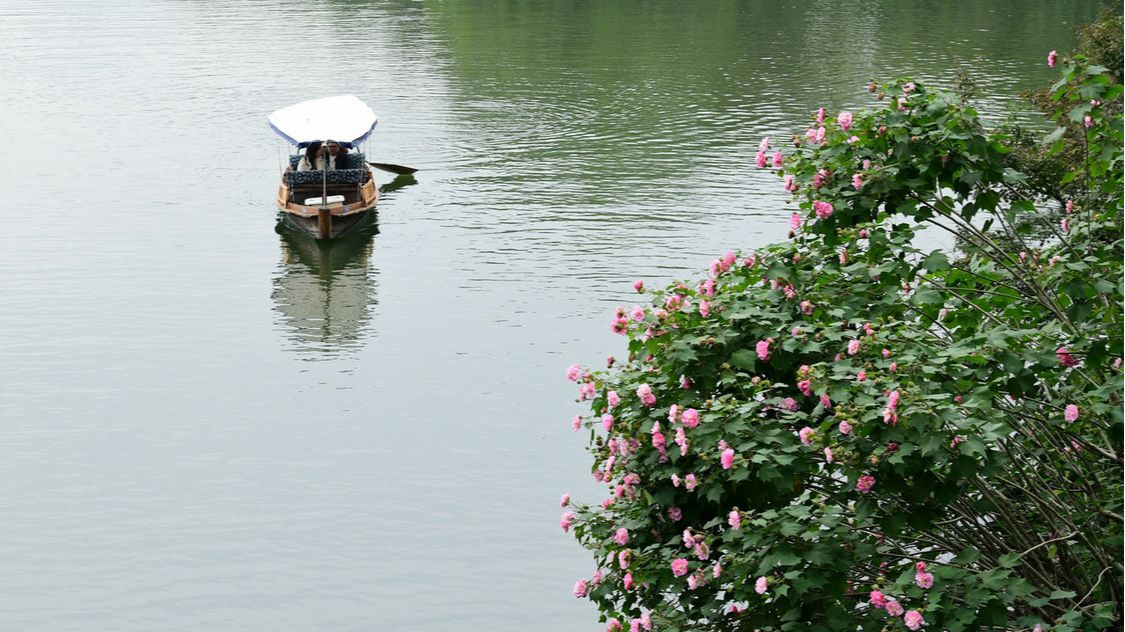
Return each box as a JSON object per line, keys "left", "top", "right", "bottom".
{"left": 0, "top": 1, "right": 1101, "bottom": 629}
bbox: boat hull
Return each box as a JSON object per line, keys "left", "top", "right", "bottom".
{"left": 276, "top": 176, "right": 378, "bottom": 240}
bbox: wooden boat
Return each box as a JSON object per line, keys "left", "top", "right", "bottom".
{"left": 269, "top": 95, "right": 380, "bottom": 240}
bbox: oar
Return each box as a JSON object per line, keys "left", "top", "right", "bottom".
{"left": 367, "top": 161, "right": 418, "bottom": 175}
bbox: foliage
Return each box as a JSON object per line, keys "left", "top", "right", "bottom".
{"left": 1012, "top": 7, "right": 1122, "bottom": 206}
{"left": 562, "top": 54, "right": 1123, "bottom": 632}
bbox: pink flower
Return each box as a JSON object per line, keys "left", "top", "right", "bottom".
{"left": 1065, "top": 199, "right": 1074, "bottom": 214}
{"left": 838, "top": 420, "right": 853, "bottom": 435}
{"left": 699, "top": 300, "right": 711, "bottom": 318}
{"left": 797, "top": 378, "right": 813, "bottom": 396}
{"left": 756, "top": 339, "right": 772, "bottom": 361}
{"left": 755, "top": 576, "right": 768, "bottom": 594}
{"left": 852, "top": 173, "right": 863, "bottom": 189}
{"left": 759, "top": 137, "right": 771, "bottom": 151}
{"left": 815, "top": 126, "right": 826, "bottom": 143}
{"left": 772, "top": 151, "right": 783, "bottom": 167}
{"left": 856, "top": 475, "right": 876, "bottom": 494}
{"left": 1057, "top": 347, "right": 1078, "bottom": 367}
{"left": 824, "top": 447, "right": 834, "bottom": 463}
{"left": 668, "top": 404, "right": 680, "bottom": 423}
{"left": 607, "top": 390, "right": 620, "bottom": 408}
{"left": 619, "top": 550, "right": 631, "bottom": 569}
{"left": 1064, "top": 404, "right": 1079, "bottom": 423}
{"left": 713, "top": 562, "right": 723, "bottom": 578}
{"left": 685, "top": 473, "right": 698, "bottom": 490}
{"left": 579, "top": 383, "right": 597, "bottom": 400}
{"left": 813, "top": 201, "right": 834, "bottom": 219}
{"left": 903, "top": 610, "right": 925, "bottom": 630}
{"left": 813, "top": 169, "right": 828, "bottom": 188}
{"left": 700, "top": 278, "right": 715, "bottom": 297}
{"left": 848, "top": 339, "right": 860, "bottom": 355}
{"left": 782, "top": 397, "right": 800, "bottom": 412}
{"left": 728, "top": 510, "right": 741, "bottom": 529}
{"left": 789, "top": 212, "right": 803, "bottom": 230}
{"left": 869, "top": 590, "right": 887, "bottom": 609}
{"left": 614, "top": 528, "right": 629, "bottom": 545}
{"left": 889, "top": 361, "right": 898, "bottom": 372}
{"left": 612, "top": 317, "right": 629, "bottom": 335}
{"left": 915, "top": 570, "right": 934, "bottom": 589}
{"left": 816, "top": 107, "right": 825, "bottom": 124}
{"left": 560, "top": 511, "right": 575, "bottom": 532}
{"left": 859, "top": 228, "right": 869, "bottom": 238}
{"left": 682, "top": 529, "right": 694, "bottom": 548}
{"left": 885, "top": 600, "right": 903, "bottom": 617}
{"left": 856, "top": 370, "right": 867, "bottom": 381}
{"left": 783, "top": 174, "right": 798, "bottom": 192}
{"left": 671, "top": 558, "right": 689, "bottom": 576}
{"left": 838, "top": 111, "right": 853, "bottom": 131}
{"left": 633, "top": 280, "right": 645, "bottom": 293}
{"left": 721, "top": 448, "right": 735, "bottom": 469}
{"left": 800, "top": 300, "right": 814, "bottom": 315}
{"left": 601, "top": 414, "right": 614, "bottom": 432}
{"left": 640, "top": 613, "right": 652, "bottom": 630}
{"left": 623, "top": 572, "right": 634, "bottom": 590}
{"left": 1084, "top": 115, "right": 1093, "bottom": 128}
{"left": 820, "top": 393, "right": 833, "bottom": 408}
{"left": 667, "top": 506, "right": 682, "bottom": 521}
{"left": 607, "top": 619, "right": 622, "bottom": 632}
{"left": 630, "top": 306, "right": 645, "bottom": 322}
{"left": 560, "top": 493, "right": 570, "bottom": 507}
{"left": 630, "top": 620, "right": 640, "bottom": 632}
{"left": 572, "top": 415, "right": 582, "bottom": 431}
{"left": 799, "top": 427, "right": 815, "bottom": 446}
{"left": 681, "top": 408, "right": 700, "bottom": 428}
{"left": 592, "top": 569, "right": 603, "bottom": 585}
{"left": 755, "top": 150, "right": 768, "bottom": 168}
{"left": 687, "top": 574, "right": 700, "bottom": 589}
{"left": 1061, "top": 217, "right": 1069, "bottom": 233}
{"left": 671, "top": 473, "right": 681, "bottom": 487}
{"left": 573, "top": 579, "right": 588, "bottom": 598}
{"left": 637, "top": 384, "right": 656, "bottom": 407}
{"left": 566, "top": 364, "right": 582, "bottom": 381}
{"left": 1048, "top": 49, "right": 1058, "bottom": 67}
{"left": 887, "top": 390, "right": 900, "bottom": 410}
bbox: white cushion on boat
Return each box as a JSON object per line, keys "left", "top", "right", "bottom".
{"left": 304, "top": 195, "right": 346, "bottom": 206}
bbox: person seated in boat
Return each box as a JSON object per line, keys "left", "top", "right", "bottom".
{"left": 296, "top": 140, "right": 349, "bottom": 171}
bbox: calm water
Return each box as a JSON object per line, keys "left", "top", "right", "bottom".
{"left": 0, "top": 1, "right": 1100, "bottom": 629}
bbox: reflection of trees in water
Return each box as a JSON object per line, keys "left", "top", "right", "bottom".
{"left": 272, "top": 213, "right": 380, "bottom": 356}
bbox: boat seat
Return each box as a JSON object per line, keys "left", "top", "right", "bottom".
{"left": 285, "top": 168, "right": 367, "bottom": 186}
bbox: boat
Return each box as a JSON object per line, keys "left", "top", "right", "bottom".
{"left": 269, "top": 95, "right": 380, "bottom": 240}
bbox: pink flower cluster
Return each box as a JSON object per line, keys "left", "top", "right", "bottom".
{"left": 883, "top": 390, "right": 900, "bottom": 424}
{"left": 637, "top": 384, "right": 656, "bottom": 407}
{"left": 870, "top": 591, "right": 924, "bottom": 628}
{"left": 914, "top": 562, "right": 933, "bottom": 589}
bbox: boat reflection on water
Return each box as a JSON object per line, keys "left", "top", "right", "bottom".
{"left": 271, "top": 175, "right": 416, "bottom": 356}
{"left": 273, "top": 213, "right": 380, "bottom": 356}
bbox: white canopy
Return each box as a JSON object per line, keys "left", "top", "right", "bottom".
{"left": 268, "top": 95, "right": 378, "bottom": 147}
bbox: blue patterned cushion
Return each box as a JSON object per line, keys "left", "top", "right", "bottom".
{"left": 285, "top": 169, "right": 366, "bottom": 186}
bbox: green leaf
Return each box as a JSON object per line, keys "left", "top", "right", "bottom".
{"left": 730, "top": 349, "right": 757, "bottom": 372}
{"left": 922, "top": 250, "right": 951, "bottom": 272}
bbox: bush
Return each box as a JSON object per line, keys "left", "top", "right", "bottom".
{"left": 562, "top": 54, "right": 1122, "bottom": 632}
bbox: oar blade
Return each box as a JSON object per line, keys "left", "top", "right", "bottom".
{"left": 368, "top": 161, "right": 418, "bottom": 175}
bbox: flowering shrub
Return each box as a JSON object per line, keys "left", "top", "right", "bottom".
{"left": 562, "top": 54, "right": 1122, "bottom": 632}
